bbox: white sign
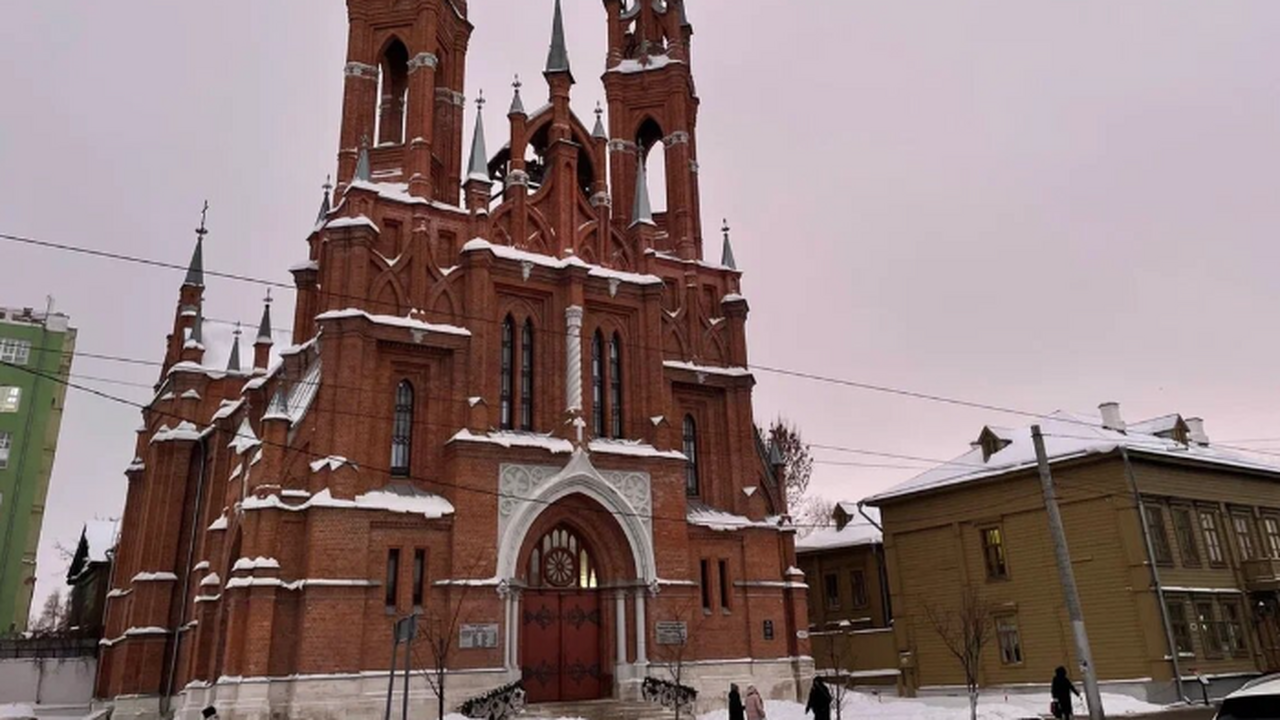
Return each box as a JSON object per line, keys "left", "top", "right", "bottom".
{"left": 460, "top": 624, "right": 499, "bottom": 649}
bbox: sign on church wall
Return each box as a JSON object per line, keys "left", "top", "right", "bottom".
{"left": 655, "top": 621, "right": 688, "bottom": 646}
{"left": 459, "top": 624, "right": 499, "bottom": 649}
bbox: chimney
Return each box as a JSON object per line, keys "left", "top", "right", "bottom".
{"left": 1099, "top": 402, "right": 1126, "bottom": 433}
{"left": 1186, "top": 417, "right": 1209, "bottom": 445}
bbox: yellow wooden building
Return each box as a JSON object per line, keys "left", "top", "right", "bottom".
{"left": 864, "top": 404, "right": 1280, "bottom": 704}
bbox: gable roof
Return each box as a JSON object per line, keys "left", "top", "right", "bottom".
{"left": 866, "top": 410, "right": 1280, "bottom": 505}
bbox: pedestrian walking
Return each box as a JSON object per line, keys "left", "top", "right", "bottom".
{"left": 1051, "top": 666, "right": 1082, "bottom": 720}
{"left": 745, "top": 685, "right": 766, "bottom": 720}
{"left": 805, "top": 677, "right": 833, "bottom": 720}
{"left": 728, "top": 683, "right": 745, "bottom": 720}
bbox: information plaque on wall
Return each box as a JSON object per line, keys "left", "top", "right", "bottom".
{"left": 459, "top": 624, "right": 499, "bottom": 649}
{"left": 655, "top": 621, "right": 688, "bottom": 645}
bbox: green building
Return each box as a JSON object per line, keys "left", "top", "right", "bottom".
{"left": 0, "top": 305, "right": 75, "bottom": 634}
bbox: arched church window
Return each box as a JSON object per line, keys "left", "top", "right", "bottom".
{"left": 390, "top": 381, "right": 414, "bottom": 476}
{"left": 610, "top": 333, "right": 623, "bottom": 439}
{"left": 500, "top": 316, "right": 514, "bottom": 430}
{"left": 527, "top": 526, "right": 597, "bottom": 589}
{"left": 637, "top": 118, "right": 668, "bottom": 214}
{"left": 684, "top": 415, "right": 699, "bottom": 496}
{"left": 592, "top": 331, "right": 605, "bottom": 437}
{"left": 375, "top": 38, "right": 410, "bottom": 146}
{"left": 521, "top": 319, "right": 535, "bottom": 431}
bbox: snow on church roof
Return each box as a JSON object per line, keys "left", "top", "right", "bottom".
{"left": 242, "top": 486, "right": 454, "bottom": 520}
{"left": 866, "top": 409, "right": 1280, "bottom": 505}
{"left": 461, "top": 239, "right": 665, "bottom": 287}
{"left": 315, "top": 309, "right": 471, "bottom": 337}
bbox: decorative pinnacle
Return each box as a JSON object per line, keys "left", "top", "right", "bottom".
{"left": 256, "top": 289, "right": 274, "bottom": 345}
{"left": 184, "top": 201, "right": 208, "bottom": 287}
{"left": 545, "top": 0, "right": 573, "bottom": 80}
{"left": 509, "top": 75, "right": 526, "bottom": 116}
{"left": 721, "top": 219, "right": 737, "bottom": 270}
{"left": 467, "top": 91, "right": 491, "bottom": 184}
{"left": 593, "top": 103, "right": 607, "bottom": 139}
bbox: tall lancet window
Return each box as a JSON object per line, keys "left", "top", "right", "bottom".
{"left": 391, "top": 381, "right": 414, "bottom": 477}
{"left": 592, "top": 331, "right": 605, "bottom": 437}
{"left": 376, "top": 38, "right": 410, "bottom": 146}
{"left": 610, "top": 333, "right": 623, "bottom": 439}
{"left": 501, "top": 316, "right": 515, "bottom": 430}
{"left": 684, "top": 415, "right": 700, "bottom": 496}
{"left": 521, "top": 319, "right": 535, "bottom": 431}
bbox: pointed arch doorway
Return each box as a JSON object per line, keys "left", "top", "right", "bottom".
{"left": 521, "top": 525, "right": 604, "bottom": 703}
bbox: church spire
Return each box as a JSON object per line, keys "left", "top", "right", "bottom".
{"left": 545, "top": 0, "right": 574, "bottom": 82}
{"left": 509, "top": 75, "right": 526, "bottom": 116}
{"left": 253, "top": 291, "right": 274, "bottom": 375}
{"left": 467, "top": 92, "right": 490, "bottom": 183}
{"left": 592, "top": 103, "right": 607, "bottom": 140}
{"left": 227, "top": 322, "right": 242, "bottom": 373}
{"left": 315, "top": 176, "right": 332, "bottom": 226}
{"left": 184, "top": 201, "right": 209, "bottom": 288}
{"left": 631, "top": 160, "right": 655, "bottom": 227}
{"left": 720, "top": 220, "right": 737, "bottom": 270}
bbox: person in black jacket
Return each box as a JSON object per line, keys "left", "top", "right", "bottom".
{"left": 728, "top": 683, "right": 745, "bottom": 720}
{"left": 805, "top": 677, "right": 833, "bottom": 720}
{"left": 1052, "top": 667, "right": 1082, "bottom": 719}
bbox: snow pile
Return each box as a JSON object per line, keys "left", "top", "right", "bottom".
{"left": 0, "top": 704, "right": 34, "bottom": 720}
{"left": 689, "top": 693, "right": 1164, "bottom": 720}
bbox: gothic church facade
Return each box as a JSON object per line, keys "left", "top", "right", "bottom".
{"left": 98, "top": 1, "right": 812, "bottom": 717}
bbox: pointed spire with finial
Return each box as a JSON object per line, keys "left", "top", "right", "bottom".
{"left": 631, "top": 160, "right": 655, "bottom": 227}
{"left": 720, "top": 219, "right": 737, "bottom": 270}
{"left": 184, "top": 201, "right": 209, "bottom": 288}
{"left": 256, "top": 290, "right": 274, "bottom": 344}
{"left": 315, "top": 176, "right": 332, "bottom": 226}
{"left": 467, "top": 91, "right": 491, "bottom": 183}
{"left": 592, "top": 103, "right": 607, "bottom": 140}
{"left": 227, "top": 322, "right": 242, "bottom": 373}
{"left": 509, "top": 75, "right": 526, "bottom": 116}
{"left": 545, "top": 0, "right": 573, "bottom": 80}
{"left": 263, "top": 382, "right": 291, "bottom": 422}
{"left": 354, "top": 135, "right": 372, "bottom": 183}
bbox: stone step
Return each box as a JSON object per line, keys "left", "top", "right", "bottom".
{"left": 525, "top": 699, "right": 675, "bottom": 720}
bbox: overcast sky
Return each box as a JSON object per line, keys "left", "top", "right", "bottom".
{"left": 4, "top": 1, "right": 1280, "bottom": 620}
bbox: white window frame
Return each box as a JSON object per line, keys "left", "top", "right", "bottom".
{"left": 0, "top": 387, "right": 21, "bottom": 413}
{"left": 996, "top": 614, "right": 1024, "bottom": 665}
{"left": 0, "top": 339, "right": 31, "bottom": 366}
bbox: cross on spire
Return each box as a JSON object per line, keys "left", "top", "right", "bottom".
{"left": 196, "top": 200, "right": 210, "bottom": 238}
{"left": 184, "top": 201, "right": 208, "bottom": 288}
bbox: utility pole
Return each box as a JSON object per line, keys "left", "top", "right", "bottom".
{"left": 1031, "top": 425, "right": 1105, "bottom": 720}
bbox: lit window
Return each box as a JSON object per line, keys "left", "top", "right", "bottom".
{"left": 1200, "top": 512, "right": 1226, "bottom": 565}
{"left": 0, "top": 339, "right": 31, "bottom": 366}
{"left": 683, "top": 415, "right": 699, "bottom": 496}
{"left": 1263, "top": 517, "right": 1280, "bottom": 559}
{"left": 996, "top": 615, "right": 1024, "bottom": 665}
{"left": 0, "top": 431, "right": 10, "bottom": 470}
{"left": 823, "top": 573, "right": 840, "bottom": 611}
{"left": 528, "top": 526, "right": 596, "bottom": 589}
{"left": 982, "top": 526, "right": 1009, "bottom": 579}
{"left": 0, "top": 387, "right": 21, "bottom": 413}
{"left": 1232, "top": 515, "right": 1257, "bottom": 561}
{"left": 1145, "top": 505, "right": 1174, "bottom": 564}
{"left": 390, "top": 381, "right": 414, "bottom": 477}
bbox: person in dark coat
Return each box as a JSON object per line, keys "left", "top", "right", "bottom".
{"left": 805, "top": 677, "right": 833, "bottom": 720}
{"left": 728, "top": 684, "right": 745, "bottom": 720}
{"left": 1052, "top": 667, "right": 1082, "bottom": 719}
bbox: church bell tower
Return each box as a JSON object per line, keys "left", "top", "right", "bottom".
{"left": 337, "top": 0, "right": 474, "bottom": 201}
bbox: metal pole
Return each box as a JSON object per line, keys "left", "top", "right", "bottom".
{"left": 1121, "top": 448, "right": 1186, "bottom": 703}
{"left": 385, "top": 629, "right": 398, "bottom": 720}
{"left": 402, "top": 618, "right": 413, "bottom": 720}
{"left": 1031, "top": 425, "right": 1105, "bottom": 720}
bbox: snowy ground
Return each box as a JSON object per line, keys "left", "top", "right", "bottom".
{"left": 685, "top": 692, "right": 1168, "bottom": 720}
{"left": 0, "top": 704, "right": 34, "bottom": 720}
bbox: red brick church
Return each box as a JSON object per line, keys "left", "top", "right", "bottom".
{"left": 98, "top": 1, "right": 812, "bottom": 717}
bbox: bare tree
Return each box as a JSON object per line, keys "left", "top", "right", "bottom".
{"left": 814, "top": 621, "right": 857, "bottom": 720}
{"left": 923, "top": 586, "right": 994, "bottom": 720}
{"left": 414, "top": 554, "right": 489, "bottom": 720}
{"left": 647, "top": 597, "right": 702, "bottom": 720}
{"left": 32, "top": 588, "right": 68, "bottom": 634}
{"left": 760, "top": 419, "right": 814, "bottom": 512}
{"left": 794, "top": 496, "right": 836, "bottom": 538}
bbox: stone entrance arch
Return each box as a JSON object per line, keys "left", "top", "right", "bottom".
{"left": 496, "top": 450, "right": 657, "bottom": 700}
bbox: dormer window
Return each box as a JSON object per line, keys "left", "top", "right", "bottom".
{"left": 977, "top": 427, "right": 1013, "bottom": 463}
